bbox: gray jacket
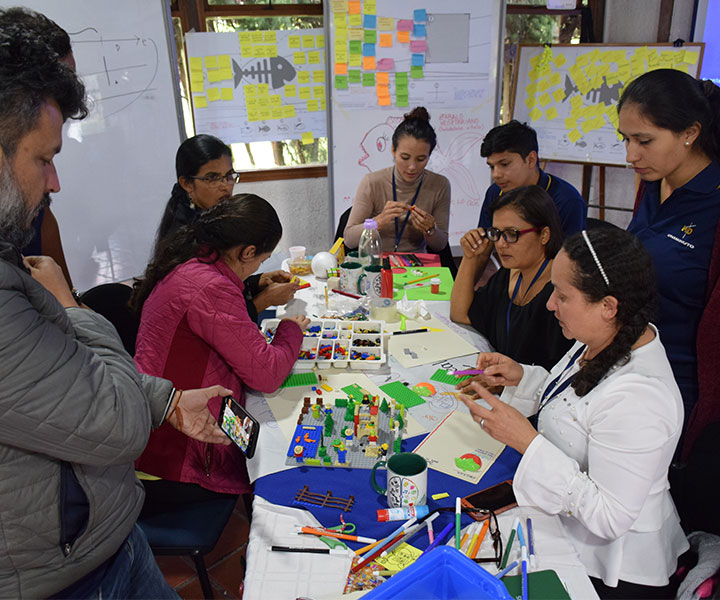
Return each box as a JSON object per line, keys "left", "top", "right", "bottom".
{"left": 0, "top": 245, "right": 172, "bottom": 598}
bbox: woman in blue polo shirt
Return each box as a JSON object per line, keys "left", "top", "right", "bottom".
{"left": 618, "top": 69, "right": 720, "bottom": 458}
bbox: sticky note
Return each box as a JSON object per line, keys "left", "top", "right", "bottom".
{"left": 362, "top": 72, "right": 375, "bottom": 86}
{"left": 238, "top": 32, "right": 252, "bottom": 44}
{"left": 364, "top": 29, "right": 377, "bottom": 44}
{"left": 349, "top": 54, "right": 362, "bottom": 67}
{"left": 364, "top": 0, "right": 376, "bottom": 15}
{"left": 194, "top": 95, "right": 207, "bottom": 108}
{"left": 377, "top": 58, "right": 395, "bottom": 71}
{"left": 335, "top": 75, "right": 348, "bottom": 89}
{"left": 549, "top": 72, "right": 561, "bottom": 87}
{"left": 282, "top": 105, "right": 296, "bottom": 118}
{"left": 302, "top": 132, "right": 314, "bottom": 145}
{"left": 191, "top": 79, "right": 204, "bottom": 94}
{"left": 546, "top": 106, "right": 558, "bottom": 121}
{"left": 313, "top": 70, "right": 325, "bottom": 83}
{"left": 349, "top": 40, "right": 362, "bottom": 54}
{"left": 313, "top": 85, "right": 325, "bottom": 98}
{"left": 270, "top": 95, "right": 282, "bottom": 108}
{"left": 307, "top": 99, "right": 320, "bottom": 112}
{"left": 538, "top": 93, "right": 551, "bottom": 107}
{"left": 335, "top": 63, "right": 348, "bottom": 75}
{"left": 288, "top": 36, "right": 301, "bottom": 49}
{"left": 245, "top": 84, "right": 257, "bottom": 96}
{"left": 378, "top": 94, "right": 391, "bottom": 106}
{"left": 570, "top": 95, "right": 583, "bottom": 109}
{"left": 298, "top": 87, "right": 312, "bottom": 100}
{"left": 336, "top": 48, "right": 348, "bottom": 63}
{"left": 220, "top": 88, "right": 233, "bottom": 101}
{"left": 363, "top": 56, "right": 376, "bottom": 70}
{"left": 684, "top": 51, "right": 699, "bottom": 65}
{"left": 378, "top": 17, "right": 394, "bottom": 31}
{"left": 207, "top": 70, "right": 222, "bottom": 83}
{"left": 218, "top": 68, "right": 232, "bottom": 81}
{"left": 240, "top": 43, "right": 252, "bottom": 57}
{"left": 349, "top": 14, "right": 362, "bottom": 27}
{"left": 204, "top": 56, "right": 218, "bottom": 69}
{"left": 537, "top": 79, "right": 550, "bottom": 92}
{"left": 207, "top": 88, "right": 221, "bottom": 102}
{"left": 397, "top": 31, "right": 410, "bottom": 43}
{"left": 552, "top": 88, "right": 565, "bottom": 102}
{"left": 293, "top": 52, "right": 306, "bottom": 65}
{"left": 414, "top": 9, "right": 427, "bottom": 22}
{"left": 349, "top": 69, "right": 361, "bottom": 84}
{"left": 189, "top": 57, "right": 202, "bottom": 70}
{"left": 410, "top": 40, "right": 427, "bottom": 53}
{"left": 395, "top": 72, "right": 408, "bottom": 85}
{"left": 270, "top": 107, "right": 281, "bottom": 120}
{"left": 411, "top": 66, "right": 424, "bottom": 79}
{"left": 298, "top": 71, "right": 311, "bottom": 84}
{"left": 317, "top": 34, "right": 325, "bottom": 47}
{"left": 348, "top": 0, "right": 361, "bottom": 12}
{"left": 376, "top": 84, "right": 390, "bottom": 97}
{"left": 397, "top": 19, "right": 413, "bottom": 31}
{"left": 524, "top": 96, "right": 536, "bottom": 110}
{"left": 363, "top": 15, "right": 376, "bottom": 29}
{"left": 529, "top": 107, "right": 542, "bottom": 121}
{"left": 284, "top": 84, "right": 297, "bottom": 97}
{"left": 263, "top": 31, "right": 277, "bottom": 43}
{"left": 413, "top": 24, "right": 426, "bottom": 38}
{"left": 363, "top": 43, "right": 376, "bottom": 57}
{"left": 564, "top": 117, "right": 577, "bottom": 130}
{"left": 334, "top": 13, "right": 347, "bottom": 29}
{"left": 302, "top": 34, "right": 315, "bottom": 49}
{"left": 308, "top": 51, "right": 321, "bottom": 65}
{"left": 411, "top": 53, "right": 425, "bottom": 67}
{"left": 397, "top": 92, "right": 408, "bottom": 107}
{"left": 376, "top": 72, "right": 390, "bottom": 85}
{"left": 380, "top": 34, "right": 393, "bottom": 47}
{"left": 568, "top": 129, "right": 582, "bottom": 143}
{"left": 554, "top": 54, "right": 566, "bottom": 68}
{"left": 432, "top": 492, "right": 450, "bottom": 501}
{"left": 247, "top": 109, "right": 259, "bottom": 122}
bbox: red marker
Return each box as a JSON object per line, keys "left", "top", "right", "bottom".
{"left": 331, "top": 288, "right": 361, "bottom": 299}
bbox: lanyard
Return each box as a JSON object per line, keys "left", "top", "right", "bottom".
{"left": 505, "top": 258, "right": 550, "bottom": 339}
{"left": 536, "top": 344, "right": 586, "bottom": 416}
{"left": 392, "top": 169, "right": 424, "bottom": 251}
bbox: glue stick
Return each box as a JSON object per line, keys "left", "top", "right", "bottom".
{"left": 430, "top": 277, "right": 441, "bottom": 294}
{"left": 377, "top": 505, "right": 429, "bottom": 522}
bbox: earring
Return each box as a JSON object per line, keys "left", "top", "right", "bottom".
{"left": 188, "top": 194, "right": 196, "bottom": 210}
{"left": 685, "top": 141, "right": 691, "bottom": 147}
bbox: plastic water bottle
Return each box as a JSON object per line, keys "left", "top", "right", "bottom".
{"left": 358, "top": 218, "right": 382, "bottom": 266}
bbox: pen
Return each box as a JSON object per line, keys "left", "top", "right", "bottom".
{"left": 351, "top": 531, "right": 405, "bottom": 573}
{"left": 455, "top": 497, "right": 461, "bottom": 549}
{"left": 357, "top": 517, "right": 417, "bottom": 556}
{"left": 404, "top": 274, "right": 435, "bottom": 285}
{"left": 460, "top": 522, "right": 473, "bottom": 551}
{"left": 270, "top": 545, "right": 348, "bottom": 555}
{"left": 426, "top": 512, "right": 438, "bottom": 543}
{"left": 470, "top": 518, "right": 490, "bottom": 559}
{"left": 451, "top": 369, "right": 484, "bottom": 376}
{"left": 499, "top": 527, "right": 516, "bottom": 569}
{"left": 331, "top": 288, "right": 362, "bottom": 299}
{"left": 495, "top": 561, "right": 519, "bottom": 579}
{"left": 527, "top": 517, "right": 535, "bottom": 570}
{"left": 297, "top": 525, "right": 376, "bottom": 544}
{"left": 380, "top": 522, "right": 424, "bottom": 557}
{"left": 421, "top": 521, "right": 454, "bottom": 555}
{"left": 392, "top": 328, "right": 428, "bottom": 335}
{"left": 515, "top": 519, "right": 528, "bottom": 600}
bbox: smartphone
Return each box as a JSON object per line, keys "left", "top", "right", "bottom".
{"left": 217, "top": 396, "right": 259, "bottom": 459}
{"left": 461, "top": 480, "right": 517, "bottom": 521}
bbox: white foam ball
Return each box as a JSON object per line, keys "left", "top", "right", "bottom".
{"left": 311, "top": 252, "right": 337, "bottom": 279}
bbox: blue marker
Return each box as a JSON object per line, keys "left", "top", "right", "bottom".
{"left": 421, "top": 521, "right": 454, "bottom": 555}
{"left": 526, "top": 517, "right": 536, "bottom": 570}
{"left": 495, "top": 561, "right": 519, "bottom": 579}
{"left": 515, "top": 520, "right": 528, "bottom": 600}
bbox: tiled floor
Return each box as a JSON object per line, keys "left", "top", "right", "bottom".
{"left": 157, "top": 496, "right": 251, "bottom": 599}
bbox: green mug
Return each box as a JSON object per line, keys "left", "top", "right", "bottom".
{"left": 371, "top": 452, "right": 428, "bottom": 508}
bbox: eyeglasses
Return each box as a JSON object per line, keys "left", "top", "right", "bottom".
{"left": 187, "top": 170, "right": 241, "bottom": 186}
{"left": 469, "top": 509, "right": 503, "bottom": 568}
{"left": 485, "top": 226, "right": 540, "bottom": 243}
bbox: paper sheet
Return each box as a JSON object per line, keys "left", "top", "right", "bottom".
{"left": 413, "top": 410, "right": 505, "bottom": 484}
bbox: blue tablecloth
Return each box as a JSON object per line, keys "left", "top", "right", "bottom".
{"left": 253, "top": 434, "right": 521, "bottom": 553}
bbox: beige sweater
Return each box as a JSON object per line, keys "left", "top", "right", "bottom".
{"left": 344, "top": 166, "right": 451, "bottom": 252}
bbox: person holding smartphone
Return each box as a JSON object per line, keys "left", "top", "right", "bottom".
{"left": 460, "top": 228, "right": 687, "bottom": 598}
{"left": 131, "top": 194, "right": 310, "bottom": 515}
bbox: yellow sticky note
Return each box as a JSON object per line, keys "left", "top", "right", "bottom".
{"left": 245, "top": 84, "right": 257, "bottom": 96}
{"left": 218, "top": 68, "right": 232, "bottom": 81}
{"left": 348, "top": 14, "right": 362, "bottom": 27}
{"left": 546, "top": 106, "right": 558, "bottom": 121}
{"left": 264, "top": 31, "right": 277, "bottom": 43}
{"left": 191, "top": 79, "right": 204, "bottom": 94}
{"left": 249, "top": 31, "right": 263, "bottom": 44}
{"left": 554, "top": 54, "right": 566, "bottom": 68}
{"left": 307, "top": 99, "right": 319, "bottom": 112}
{"left": 397, "top": 31, "right": 410, "bottom": 43}
{"left": 302, "top": 34, "right": 315, "bottom": 49}
{"left": 207, "top": 70, "right": 222, "bottom": 83}
{"left": 189, "top": 57, "right": 202, "bottom": 71}
{"left": 538, "top": 93, "right": 551, "bottom": 107}
{"left": 194, "top": 95, "right": 207, "bottom": 109}
{"left": 313, "top": 85, "right": 325, "bottom": 98}
{"left": 317, "top": 34, "right": 325, "bottom": 47}
{"left": 564, "top": 117, "right": 577, "bottom": 130}
{"left": 270, "top": 107, "right": 282, "bottom": 120}
{"left": 575, "top": 54, "right": 589, "bottom": 67}
{"left": 282, "top": 105, "right": 296, "bottom": 118}
{"left": 349, "top": 54, "right": 362, "bottom": 67}
{"left": 549, "top": 72, "right": 561, "bottom": 87}
{"left": 207, "top": 88, "right": 221, "bottom": 102}
{"left": 257, "top": 97, "right": 270, "bottom": 109}
{"left": 204, "top": 55, "right": 218, "bottom": 69}
{"left": 218, "top": 55, "right": 231, "bottom": 69}
{"left": 221, "top": 88, "right": 233, "bottom": 101}
{"left": 247, "top": 109, "right": 259, "bottom": 122}
{"left": 684, "top": 51, "right": 699, "bottom": 65}
{"left": 524, "top": 96, "right": 537, "bottom": 110}
{"left": 245, "top": 97, "right": 257, "bottom": 109}
{"left": 257, "top": 83, "right": 269, "bottom": 96}
{"left": 331, "top": 0, "right": 347, "bottom": 13}
{"left": 288, "top": 36, "right": 301, "bottom": 49}
{"left": 293, "top": 52, "right": 307, "bottom": 65}
{"left": 674, "top": 63, "right": 690, "bottom": 74}
{"left": 379, "top": 33, "right": 393, "bottom": 47}
{"left": 552, "top": 88, "right": 565, "bottom": 103}
{"left": 298, "top": 87, "right": 312, "bottom": 100}
{"left": 336, "top": 49, "right": 348, "bottom": 63}
{"left": 284, "top": 84, "right": 297, "bottom": 97}
{"left": 348, "top": 28, "right": 364, "bottom": 41}
{"left": 537, "top": 79, "right": 550, "bottom": 92}
{"left": 308, "top": 51, "right": 321, "bottom": 65}
{"left": 570, "top": 95, "right": 583, "bottom": 110}
{"left": 529, "top": 107, "right": 542, "bottom": 121}
{"left": 238, "top": 32, "right": 252, "bottom": 44}
{"left": 378, "top": 17, "right": 394, "bottom": 31}
{"left": 270, "top": 95, "right": 282, "bottom": 108}
{"left": 240, "top": 43, "right": 252, "bottom": 57}
{"left": 259, "top": 107, "right": 271, "bottom": 120}
{"left": 568, "top": 129, "right": 582, "bottom": 143}
{"left": 364, "top": 0, "right": 376, "bottom": 15}
{"left": 298, "top": 71, "right": 311, "bottom": 84}
{"left": 313, "top": 70, "right": 325, "bottom": 83}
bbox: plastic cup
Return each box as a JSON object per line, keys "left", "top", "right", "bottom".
{"left": 289, "top": 246, "right": 306, "bottom": 261}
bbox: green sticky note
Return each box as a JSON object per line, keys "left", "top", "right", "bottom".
{"left": 410, "top": 66, "right": 424, "bottom": 79}
{"left": 364, "top": 29, "right": 377, "bottom": 44}
{"left": 396, "top": 92, "right": 408, "bottom": 107}
{"left": 395, "top": 71, "right": 408, "bottom": 85}
{"left": 335, "top": 75, "right": 348, "bottom": 89}
{"left": 362, "top": 72, "right": 375, "bottom": 86}
{"left": 349, "top": 40, "right": 362, "bottom": 54}
{"left": 348, "top": 69, "right": 361, "bottom": 83}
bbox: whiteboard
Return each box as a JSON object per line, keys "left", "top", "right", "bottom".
{"left": 327, "top": 0, "right": 504, "bottom": 248}
{"left": 512, "top": 43, "right": 703, "bottom": 165}
{"left": 0, "top": 0, "right": 184, "bottom": 290}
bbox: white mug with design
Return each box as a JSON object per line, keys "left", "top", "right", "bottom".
{"left": 339, "top": 261, "right": 363, "bottom": 294}
{"left": 371, "top": 452, "right": 428, "bottom": 508}
{"left": 358, "top": 265, "right": 383, "bottom": 298}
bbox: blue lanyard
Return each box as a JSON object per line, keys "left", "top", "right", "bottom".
{"left": 537, "top": 344, "right": 586, "bottom": 416}
{"left": 392, "top": 169, "right": 424, "bottom": 251}
{"left": 505, "top": 258, "right": 550, "bottom": 339}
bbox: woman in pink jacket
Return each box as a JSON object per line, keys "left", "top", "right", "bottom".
{"left": 131, "top": 194, "right": 309, "bottom": 512}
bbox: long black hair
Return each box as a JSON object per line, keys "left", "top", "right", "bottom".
{"left": 155, "top": 134, "right": 233, "bottom": 245}
{"left": 617, "top": 68, "right": 720, "bottom": 164}
{"left": 489, "top": 185, "right": 564, "bottom": 259}
{"left": 132, "top": 193, "right": 282, "bottom": 314}
{"left": 563, "top": 228, "right": 656, "bottom": 396}
{"left": 392, "top": 106, "right": 437, "bottom": 154}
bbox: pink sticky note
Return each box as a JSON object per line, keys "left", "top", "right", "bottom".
{"left": 376, "top": 58, "right": 395, "bottom": 71}
{"left": 397, "top": 19, "right": 413, "bottom": 31}
{"left": 410, "top": 40, "right": 427, "bottom": 52}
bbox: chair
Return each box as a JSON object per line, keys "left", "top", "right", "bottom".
{"left": 587, "top": 217, "right": 621, "bottom": 231}
{"left": 79, "top": 283, "right": 138, "bottom": 356}
{"left": 334, "top": 206, "right": 354, "bottom": 251}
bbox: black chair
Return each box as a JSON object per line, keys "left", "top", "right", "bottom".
{"left": 438, "top": 242, "right": 458, "bottom": 279}
{"left": 587, "top": 217, "right": 621, "bottom": 231}
{"left": 334, "top": 206, "right": 354, "bottom": 251}
{"left": 79, "top": 283, "right": 138, "bottom": 355}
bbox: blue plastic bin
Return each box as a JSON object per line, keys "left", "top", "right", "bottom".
{"left": 362, "top": 546, "right": 513, "bottom": 599}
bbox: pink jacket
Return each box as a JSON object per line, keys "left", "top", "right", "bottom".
{"left": 134, "top": 257, "right": 302, "bottom": 494}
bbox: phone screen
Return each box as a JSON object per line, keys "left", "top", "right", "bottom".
{"left": 220, "top": 397, "right": 256, "bottom": 454}
{"left": 465, "top": 481, "right": 516, "bottom": 512}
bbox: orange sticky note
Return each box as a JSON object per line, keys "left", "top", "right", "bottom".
{"left": 376, "top": 72, "right": 390, "bottom": 85}
{"left": 376, "top": 84, "right": 390, "bottom": 96}
{"left": 378, "top": 95, "right": 391, "bottom": 106}
{"left": 379, "top": 33, "right": 393, "bottom": 48}
{"left": 397, "top": 31, "right": 410, "bottom": 43}
{"left": 335, "top": 63, "right": 348, "bottom": 75}
{"left": 348, "top": 0, "right": 361, "bottom": 14}
{"left": 363, "top": 56, "right": 376, "bottom": 70}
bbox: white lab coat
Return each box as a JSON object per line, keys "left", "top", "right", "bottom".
{"left": 502, "top": 326, "right": 689, "bottom": 587}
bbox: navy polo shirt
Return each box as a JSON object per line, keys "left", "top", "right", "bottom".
{"left": 627, "top": 161, "right": 720, "bottom": 417}
{"left": 477, "top": 168, "right": 587, "bottom": 236}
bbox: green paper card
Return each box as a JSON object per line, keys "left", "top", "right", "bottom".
{"left": 411, "top": 66, "right": 424, "bottom": 79}
{"left": 335, "top": 75, "right": 348, "bottom": 89}
{"left": 349, "top": 40, "right": 362, "bottom": 54}
{"left": 362, "top": 72, "right": 375, "bottom": 86}
{"left": 363, "top": 29, "right": 377, "bottom": 44}
{"left": 349, "top": 69, "right": 362, "bottom": 84}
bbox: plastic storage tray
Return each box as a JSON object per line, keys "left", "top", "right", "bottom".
{"left": 261, "top": 319, "right": 387, "bottom": 370}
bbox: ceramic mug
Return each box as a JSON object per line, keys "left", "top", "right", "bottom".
{"left": 358, "top": 265, "right": 383, "bottom": 298}
{"left": 347, "top": 250, "right": 371, "bottom": 267}
{"left": 371, "top": 452, "right": 428, "bottom": 508}
{"left": 339, "top": 261, "right": 363, "bottom": 294}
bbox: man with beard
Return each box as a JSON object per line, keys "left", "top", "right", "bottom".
{"left": 0, "top": 13, "right": 232, "bottom": 599}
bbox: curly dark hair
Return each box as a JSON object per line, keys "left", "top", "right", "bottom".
{"left": 562, "top": 228, "right": 656, "bottom": 396}
{"left": 0, "top": 8, "right": 71, "bottom": 58}
{"left": 392, "top": 106, "right": 437, "bottom": 154}
{"left": 131, "top": 193, "right": 282, "bottom": 314}
{"left": 0, "top": 12, "right": 87, "bottom": 157}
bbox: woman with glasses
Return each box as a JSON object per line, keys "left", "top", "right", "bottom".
{"left": 462, "top": 228, "right": 687, "bottom": 599}
{"left": 153, "top": 134, "right": 298, "bottom": 323}
{"left": 450, "top": 186, "right": 572, "bottom": 373}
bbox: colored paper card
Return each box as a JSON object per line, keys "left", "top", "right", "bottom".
{"left": 204, "top": 55, "right": 218, "bottom": 69}
{"left": 308, "top": 51, "right": 321, "bottom": 65}
{"left": 397, "top": 19, "right": 413, "bottom": 31}
{"left": 238, "top": 32, "right": 252, "bottom": 44}
{"left": 538, "top": 93, "right": 551, "bottom": 107}
{"left": 397, "top": 30, "right": 410, "bottom": 43}
{"left": 270, "top": 107, "right": 281, "bottom": 120}
{"left": 348, "top": 14, "right": 362, "bottom": 27}
{"left": 411, "top": 53, "right": 425, "bottom": 67}
{"left": 524, "top": 96, "right": 536, "bottom": 110}
{"left": 298, "top": 71, "right": 311, "bottom": 84}
{"left": 529, "top": 107, "right": 542, "bottom": 121}
{"left": 250, "top": 31, "right": 264, "bottom": 44}
{"left": 349, "top": 40, "right": 362, "bottom": 54}
{"left": 207, "top": 70, "right": 222, "bottom": 83}
{"left": 378, "top": 94, "right": 391, "bottom": 106}
{"left": 194, "top": 95, "right": 207, "bottom": 108}
{"left": 221, "top": 88, "right": 233, "bottom": 101}
{"left": 395, "top": 71, "right": 408, "bottom": 84}
{"left": 379, "top": 33, "right": 393, "bottom": 47}
{"left": 349, "top": 54, "right": 362, "bottom": 67}
{"left": 362, "top": 72, "right": 375, "bottom": 86}
{"left": 316, "top": 35, "right": 325, "bottom": 47}
{"left": 363, "top": 14, "right": 376, "bottom": 29}
{"left": 376, "top": 84, "right": 390, "bottom": 97}
{"left": 396, "top": 93, "right": 408, "bottom": 107}
{"left": 363, "top": 43, "right": 376, "bottom": 57}
{"left": 313, "top": 70, "right": 325, "bottom": 82}
{"left": 335, "top": 63, "right": 348, "bottom": 75}
{"left": 245, "top": 84, "right": 257, "bottom": 96}
{"left": 293, "top": 52, "right": 306, "bottom": 65}
{"left": 313, "top": 85, "right": 325, "bottom": 98}
{"left": 302, "top": 34, "right": 315, "bottom": 48}
{"left": 552, "top": 88, "right": 565, "bottom": 102}
{"left": 684, "top": 51, "right": 699, "bottom": 64}
{"left": 376, "top": 72, "right": 390, "bottom": 85}
{"left": 410, "top": 40, "right": 427, "bottom": 52}
{"left": 247, "top": 109, "right": 259, "bottom": 122}
{"left": 363, "top": 56, "right": 376, "bottom": 70}
{"left": 364, "top": 29, "right": 377, "bottom": 44}
{"left": 537, "top": 79, "right": 550, "bottom": 92}
{"left": 284, "top": 84, "right": 297, "bottom": 97}
{"left": 218, "top": 68, "right": 232, "bottom": 81}
{"left": 189, "top": 57, "right": 202, "bottom": 70}
{"left": 364, "top": 0, "right": 376, "bottom": 14}
{"left": 257, "top": 83, "right": 269, "bottom": 96}
{"left": 546, "top": 106, "right": 558, "bottom": 121}
{"left": 270, "top": 95, "right": 282, "bottom": 107}
{"left": 191, "top": 79, "right": 204, "bottom": 94}
{"left": 378, "top": 17, "right": 394, "bottom": 31}
{"left": 568, "top": 129, "right": 582, "bottom": 143}
{"left": 414, "top": 9, "right": 427, "bottom": 22}
{"left": 377, "top": 58, "right": 395, "bottom": 71}
{"left": 240, "top": 43, "right": 252, "bottom": 57}
{"left": 549, "top": 72, "right": 561, "bottom": 87}
{"left": 307, "top": 99, "right": 319, "bottom": 112}
{"left": 379, "top": 381, "right": 425, "bottom": 409}
{"left": 298, "top": 87, "right": 312, "bottom": 100}
{"left": 288, "top": 35, "right": 301, "bottom": 49}
{"left": 207, "top": 88, "right": 221, "bottom": 102}
{"left": 347, "top": 0, "right": 361, "bottom": 14}
{"left": 301, "top": 132, "right": 314, "bottom": 145}
{"left": 263, "top": 30, "right": 276, "bottom": 43}
{"left": 413, "top": 24, "right": 426, "bottom": 37}
{"left": 335, "top": 75, "right": 348, "bottom": 89}
{"left": 374, "top": 543, "right": 422, "bottom": 571}
{"left": 336, "top": 48, "right": 348, "bottom": 63}
{"left": 282, "top": 105, "right": 296, "bottom": 118}
{"left": 348, "top": 70, "right": 361, "bottom": 83}
{"left": 410, "top": 66, "right": 424, "bottom": 79}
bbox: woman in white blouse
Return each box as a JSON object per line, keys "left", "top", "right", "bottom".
{"left": 461, "top": 228, "right": 688, "bottom": 599}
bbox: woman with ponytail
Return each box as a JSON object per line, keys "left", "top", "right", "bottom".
{"left": 131, "top": 194, "right": 309, "bottom": 513}
{"left": 461, "top": 229, "right": 687, "bottom": 598}
{"left": 618, "top": 69, "right": 720, "bottom": 459}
